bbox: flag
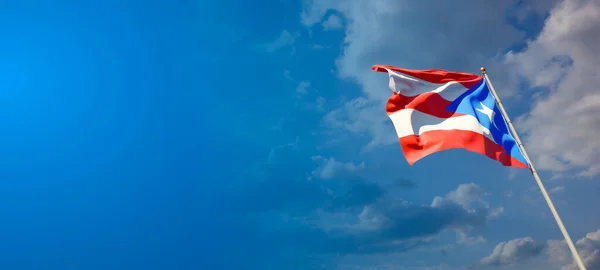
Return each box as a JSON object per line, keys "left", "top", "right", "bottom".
{"left": 372, "top": 65, "right": 529, "bottom": 168}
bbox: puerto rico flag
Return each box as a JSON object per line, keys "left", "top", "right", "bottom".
{"left": 373, "top": 65, "right": 529, "bottom": 169}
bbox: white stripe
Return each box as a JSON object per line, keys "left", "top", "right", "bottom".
{"left": 386, "top": 69, "right": 470, "bottom": 101}
{"left": 388, "top": 108, "right": 493, "bottom": 140}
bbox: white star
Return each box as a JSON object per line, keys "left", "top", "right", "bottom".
{"left": 476, "top": 102, "right": 498, "bottom": 129}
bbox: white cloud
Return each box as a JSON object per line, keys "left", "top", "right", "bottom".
{"left": 311, "top": 155, "right": 365, "bottom": 179}
{"left": 354, "top": 205, "right": 387, "bottom": 231}
{"left": 488, "top": 207, "right": 505, "bottom": 219}
{"left": 547, "top": 239, "right": 573, "bottom": 263}
{"left": 431, "top": 183, "right": 504, "bottom": 220}
{"left": 322, "top": 14, "right": 343, "bottom": 31}
{"left": 506, "top": 0, "right": 600, "bottom": 177}
{"left": 456, "top": 231, "right": 486, "bottom": 245}
{"left": 480, "top": 237, "right": 544, "bottom": 266}
{"left": 431, "top": 183, "right": 490, "bottom": 210}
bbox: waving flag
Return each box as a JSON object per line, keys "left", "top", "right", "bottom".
{"left": 373, "top": 65, "right": 529, "bottom": 168}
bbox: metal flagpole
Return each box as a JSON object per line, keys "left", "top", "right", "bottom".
{"left": 480, "top": 67, "right": 587, "bottom": 270}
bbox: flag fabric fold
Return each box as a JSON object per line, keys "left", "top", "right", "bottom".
{"left": 373, "top": 64, "right": 529, "bottom": 168}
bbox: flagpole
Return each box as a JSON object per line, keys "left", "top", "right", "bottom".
{"left": 480, "top": 67, "right": 586, "bottom": 270}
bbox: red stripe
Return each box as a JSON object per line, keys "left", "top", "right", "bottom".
{"left": 372, "top": 65, "right": 483, "bottom": 89}
{"left": 399, "top": 129, "right": 529, "bottom": 168}
{"left": 386, "top": 92, "right": 464, "bottom": 118}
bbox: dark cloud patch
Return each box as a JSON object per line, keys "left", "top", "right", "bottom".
{"left": 235, "top": 188, "right": 494, "bottom": 257}
{"left": 327, "top": 180, "right": 384, "bottom": 210}
{"left": 249, "top": 193, "right": 492, "bottom": 256}
{"left": 232, "top": 141, "right": 329, "bottom": 215}
{"left": 247, "top": 214, "right": 426, "bottom": 256}
{"left": 372, "top": 197, "right": 488, "bottom": 244}
{"left": 235, "top": 177, "right": 492, "bottom": 255}
{"left": 395, "top": 178, "right": 416, "bottom": 189}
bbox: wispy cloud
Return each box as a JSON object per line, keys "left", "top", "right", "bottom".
{"left": 264, "top": 30, "right": 299, "bottom": 53}
{"left": 283, "top": 69, "right": 294, "bottom": 81}
{"left": 311, "top": 155, "right": 365, "bottom": 180}
{"left": 296, "top": 81, "right": 310, "bottom": 97}
{"left": 549, "top": 186, "right": 565, "bottom": 194}
{"left": 312, "top": 44, "right": 327, "bottom": 50}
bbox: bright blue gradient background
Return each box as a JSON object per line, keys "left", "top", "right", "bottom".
{"left": 0, "top": 1, "right": 228, "bottom": 269}
{"left": 1, "top": 1, "right": 599, "bottom": 270}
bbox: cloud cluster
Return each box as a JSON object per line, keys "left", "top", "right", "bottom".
{"left": 548, "top": 229, "right": 600, "bottom": 270}
{"left": 480, "top": 237, "right": 544, "bottom": 266}
{"left": 480, "top": 229, "right": 600, "bottom": 269}
{"left": 506, "top": 0, "right": 600, "bottom": 176}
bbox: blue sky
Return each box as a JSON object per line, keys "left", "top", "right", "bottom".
{"left": 1, "top": 0, "right": 600, "bottom": 269}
